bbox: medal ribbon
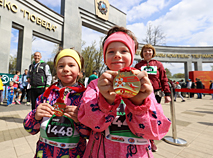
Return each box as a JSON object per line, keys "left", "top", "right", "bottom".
{"left": 119, "top": 67, "right": 137, "bottom": 72}
{"left": 43, "top": 82, "right": 86, "bottom": 103}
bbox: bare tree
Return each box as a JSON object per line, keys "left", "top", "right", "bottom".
{"left": 143, "top": 23, "right": 166, "bottom": 45}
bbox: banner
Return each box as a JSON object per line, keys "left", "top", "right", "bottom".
{"left": 0, "top": 73, "right": 21, "bottom": 86}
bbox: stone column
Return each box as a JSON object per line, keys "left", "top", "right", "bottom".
{"left": 18, "top": 27, "right": 32, "bottom": 73}
{"left": 194, "top": 60, "right": 202, "bottom": 71}
{"left": 184, "top": 61, "right": 192, "bottom": 80}
{"left": 61, "top": 0, "right": 82, "bottom": 52}
{"left": 0, "top": 17, "right": 12, "bottom": 73}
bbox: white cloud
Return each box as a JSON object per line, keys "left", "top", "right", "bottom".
{"left": 127, "top": 23, "right": 146, "bottom": 43}
{"left": 32, "top": 38, "right": 56, "bottom": 61}
{"left": 203, "top": 63, "right": 213, "bottom": 71}
{"left": 82, "top": 27, "right": 105, "bottom": 48}
{"left": 149, "top": 0, "right": 213, "bottom": 46}
{"left": 127, "top": 0, "right": 171, "bottom": 22}
{"left": 109, "top": 0, "right": 141, "bottom": 13}
{"left": 10, "top": 49, "right": 17, "bottom": 56}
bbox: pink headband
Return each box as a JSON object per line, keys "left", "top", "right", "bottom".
{"left": 103, "top": 32, "right": 135, "bottom": 66}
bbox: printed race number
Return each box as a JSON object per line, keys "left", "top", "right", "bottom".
{"left": 112, "top": 116, "right": 128, "bottom": 127}
{"left": 47, "top": 125, "right": 73, "bottom": 137}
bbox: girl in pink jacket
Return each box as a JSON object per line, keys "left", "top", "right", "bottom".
{"left": 78, "top": 26, "right": 171, "bottom": 158}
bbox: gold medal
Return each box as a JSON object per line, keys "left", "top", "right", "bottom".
{"left": 53, "top": 102, "right": 66, "bottom": 116}
{"left": 113, "top": 70, "right": 141, "bottom": 98}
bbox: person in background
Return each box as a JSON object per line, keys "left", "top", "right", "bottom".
{"left": 20, "top": 69, "right": 30, "bottom": 105}
{"left": 168, "top": 79, "right": 175, "bottom": 97}
{"left": 0, "top": 75, "right": 3, "bottom": 105}
{"left": 174, "top": 82, "right": 185, "bottom": 102}
{"left": 12, "top": 71, "right": 22, "bottom": 104}
{"left": 180, "top": 79, "right": 187, "bottom": 97}
{"left": 186, "top": 79, "right": 192, "bottom": 97}
{"left": 195, "top": 78, "right": 203, "bottom": 99}
{"left": 135, "top": 44, "right": 171, "bottom": 152}
{"left": 190, "top": 80, "right": 195, "bottom": 98}
{"left": 135, "top": 44, "right": 171, "bottom": 104}
{"left": 202, "top": 84, "right": 205, "bottom": 97}
{"left": 210, "top": 80, "right": 213, "bottom": 100}
{"left": 27, "top": 51, "right": 52, "bottom": 110}
{"left": 7, "top": 81, "right": 15, "bottom": 106}
{"left": 87, "top": 70, "right": 98, "bottom": 85}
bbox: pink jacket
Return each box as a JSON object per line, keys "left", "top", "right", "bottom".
{"left": 78, "top": 79, "right": 171, "bottom": 158}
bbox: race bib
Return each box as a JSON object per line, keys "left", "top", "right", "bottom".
{"left": 105, "top": 100, "right": 149, "bottom": 145}
{"left": 40, "top": 115, "right": 80, "bottom": 149}
{"left": 141, "top": 66, "right": 157, "bottom": 75}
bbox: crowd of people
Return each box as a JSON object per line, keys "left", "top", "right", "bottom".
{"left": 0, "top": 25, "right": 212, "bottom": 158}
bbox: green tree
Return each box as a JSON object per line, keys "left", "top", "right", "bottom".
{"left": 81, "top": 40, "right": 105, "bottom": 77}
{"left": 47, "top": 44, "right": 59, "bottom": 77}
{"left": 165, "top": 68, "right": 172, "bottom": 78}
{"left": 47, "top": 60, "right": 56, "bottom": 76}
{"left": 9, "top": 55, "right": 17, "bottom": 74}
{"left": 173, "top": 73, "right": 185, "bottom": 78}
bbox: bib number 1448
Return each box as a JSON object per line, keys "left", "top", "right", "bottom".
{"left": 47, "top": 125, "right": 73, "bottom": 137}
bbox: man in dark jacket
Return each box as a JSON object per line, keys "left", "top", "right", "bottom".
{"left": 27, "top": 52, "right": 52, "bottom": 110}
{"left": 195, "top": 78, "right": 203, "bottom": 99}
{"left": 210, "top": 80, "right": 213, "bottom": 99}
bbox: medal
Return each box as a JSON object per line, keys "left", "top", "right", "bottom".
{"left": 43, "top": 82, "right": 86, "bottom": 116}
{"left": 113, "top": 68, "right": 141, "bottom": 98}
{"left": 53, "top": 102, "right": 66, "bottom": 116}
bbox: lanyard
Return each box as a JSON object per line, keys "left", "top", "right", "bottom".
{"left": 43, "top": 82, "right": 86, "bottom": 103}
{"left": 119, "top": 67, "right": 137, "bottom": 72}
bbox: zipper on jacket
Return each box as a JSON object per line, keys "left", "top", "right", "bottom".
{"left": 90, "top": 140, "right": 95, "bottom": 156}
{"left": 41, "top": 76, "right": 44, "bottom": 83}
{"left": 146, "top": 147, "right": 151, "bottom": 158}
{"left": 147, "top": 61, "right": 149, "bottom": 67}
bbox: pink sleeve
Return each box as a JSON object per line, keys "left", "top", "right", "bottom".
{"left": 123, "top": 92, "right": 171, "bottom": 140}
{"left": 78, "top": 79, "right": 120, "bottom": 132}
{"left": 23, "top": 94, "right": 45, "bottom": 134}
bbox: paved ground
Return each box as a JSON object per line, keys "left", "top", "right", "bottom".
{"left": 0, "top": 95, "right": 212, "bottom": 158}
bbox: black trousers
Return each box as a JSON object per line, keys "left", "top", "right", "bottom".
{"left": 31, "top": 88, "right": 45, "bottom": 110}
{"left": 21, "top": 86, "right": 31, "bottom": 102}
{"left": 155, "top": 95, "right": 162, "bottom": 104}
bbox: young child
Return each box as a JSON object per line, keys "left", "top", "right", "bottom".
{"left": 174, "top": 82, "right": 185, "bottom": 102}
{"left": 23, "top": 48, "right": 90, "bottom": 158}
{"left": 12, "top": 71, "right": 22, "bottom": 104}
{"left": 78, "top": 26, "right": 171, "bottom": 158}
{"left": 7, "top": 81, "right": 14, "bottom": 106}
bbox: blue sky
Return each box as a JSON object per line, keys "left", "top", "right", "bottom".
{"left": 10, "top": 0, "right": 213, "bottom": 75}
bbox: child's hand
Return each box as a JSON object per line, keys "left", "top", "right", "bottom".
{"left": 98, "top": 70, "right": 118, "bottom": 104}
{"left": 129, "top": 70, "right": 153, "bottom": 105}
{"left": 11, "top": 87, "right": 14, "bottom": 89}
{"left": 35, "top": 103, "right": 54, "bottom": 121}
{"left": 64, "top": 106, "right": 79, "bottom": 123}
